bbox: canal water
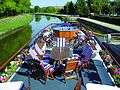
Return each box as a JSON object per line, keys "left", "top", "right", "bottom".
{"left": 30, "top": 15, "right": 120, "bottom": 44}
{"left": 30, "top": 15, "right": 63, "bottom": 38}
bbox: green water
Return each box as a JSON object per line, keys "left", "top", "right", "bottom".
{"left": 0, "top": 26, "right": 32, "bottom": 66}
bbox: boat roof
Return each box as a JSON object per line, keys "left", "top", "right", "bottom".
{"left": 86, "top": 83, "right": 120, "bottom": 90}
{"left": 0, "top": 81, "right": 24, "bottom": 90}
{"left": 52, "top": 22, "right": 79, "bottom": 31}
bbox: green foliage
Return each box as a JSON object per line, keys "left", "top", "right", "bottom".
{"left": 86, "top": 0, "right": 93, "bottom": 13}
{"left": 59, "top": 6, "right": 67, "bottom": 14}
{"left": 33, "top": 6, "right": 57, "bottom": 13}
{"left": 59, "top": 1, "right": 75, "bottom": 15}
{"left": 67, "top": 1, "right": 75, "bottom": 15}
{"left": 4, "top": 61, "right": 17, "bottom": 76}
{"left": 92, "top": 0, "right": 110, "bottom": 15}
{"left": 0, "top": 0, "right": 31, "bottom": 17}
{"left": 44, "top": 6, "right": 57, "bottom": 13}
{"left": 76, "top": 0, "right": 88, "bottom": 16}
{"left": 59, "top": 0, "right": 88, "bottom": 16}
{"left": 92, "top": 0, "right": 102, "bottom": 14}
{"left": 34, "top": 6, "right": 40, "bottom": 13}
{"left": 116, "top": 0, "right": 120, "bottom": 14}
{"left": 113, "top": 75, "right": 120, "bottom": 87}
{"left": 59, "top": 0, "right": 120, "bottom": 16}
{"left": 3, "top": 0, "right": 16, "bottom": 9}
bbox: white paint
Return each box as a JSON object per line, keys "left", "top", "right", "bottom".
{"left": 86, "top": 83, "right": 120, "bottom": 90}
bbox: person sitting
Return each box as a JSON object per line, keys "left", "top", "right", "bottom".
{"left": 48, "top": 58, "right": 69, "bottom": 79}
{"left": 80, "top": 43, "right": 93, "bottom": 69}
{"left": 89, "top": 39, "right": 96, "bottom": 50}
{"left": 29, "top": 59, "right": 52, "bottom": 81}
{"left": 99, "top": 50, "right": 106, "bottom": 60}
{"left": 104, "top": 54, "right": 113, "bottom": 66}
{"left": 86, "top": 31, "right": 94, "bottom": 40}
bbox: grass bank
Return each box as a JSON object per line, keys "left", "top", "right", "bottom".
{"left": 0, "top": 26, "right": 32, "bottom": 69}
{"left": 0, "top": 14, "right": 32, "bottom": 36}
{"left": 0, "top": 14, "right": 32, "bottom": 69}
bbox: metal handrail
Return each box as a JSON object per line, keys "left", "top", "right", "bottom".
{"left": 81, "top": 23, "right": 120, "bottom": 67}
{"left": 111, "top": 33, "right": 120, "bottom": 36}
{"left": 102, "top": 43, "right": 120, "bottom": 67}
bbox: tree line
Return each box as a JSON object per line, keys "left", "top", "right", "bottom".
{"left": 32, "top": 6, "right": 58, "bottom": 14}
{"left": 0, "top": 0, "right": 58, "bottom": 17}
{"left": 0, "top": 0, "right": 31, "bottom": 17}
{"left": 59, "top": 0, "right": 120, "bottom": 16}
{"left": 1, "top": 0, "right": 120, "bottom": 17}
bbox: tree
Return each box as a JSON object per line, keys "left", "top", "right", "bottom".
{"left": 15, "top": 0, "right": 31, "bottom": 13}
{"left": 44, "top": 6, "right": 57, "bottom": 13}
{"left": 0, "top": 0, "right": 31, "bottom": 17}
{"left": 101, "top": 0, "right": 111, "bottom": 15}
{"left": 67, "top": 1, "right": 75, "bottom": 15}
{"left": 75, "top": 0, "right": 89, "bottom": 16}
{"left": 34, "top": 6, "right": 40, "bottom": 13}
{"left": 2, "top": 0, "right": 16, "bottom": 16}
{"left": 59, "top": 1, "right": 75, "bottom": 15}
{"left": 0, "top": 1, "right": 3, "bottom": 17}
{"left": 60, "top": 6, "right": 67, "bottom": 14}
{"left": 92, "top": 0, "right": 110, "bottom": 15}
{"left": 116, "top": 0, "right": 120, "bottom": 15}
{"left": 86, "top": 0, "right": 93, "bottom": 13}
{"left": 92, "top": 0, "right": 102, "bottom": 15}
{"left": 101, "top": 1, "right": 111, "bottom": 15}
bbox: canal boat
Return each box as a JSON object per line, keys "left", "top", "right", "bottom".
{"left": 4, "top": 22, "right": 120, "bottom": 90}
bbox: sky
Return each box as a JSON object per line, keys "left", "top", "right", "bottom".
{"left": 30, "top": 0, "right": 77, "bottom": 7}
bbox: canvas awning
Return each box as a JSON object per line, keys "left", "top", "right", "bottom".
{"left": 86, "top": 83, "right": 120, "bottom": 90}
{"left": 0, "top": 81, "right": 24, "bottom": 90}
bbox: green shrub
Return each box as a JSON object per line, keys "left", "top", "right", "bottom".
{"left": 113, "top": 75, "right": 120, "bottom": 87}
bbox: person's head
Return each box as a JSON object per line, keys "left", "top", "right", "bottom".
{"left": 105, "top": 55, "right": 112, "bottom": 61}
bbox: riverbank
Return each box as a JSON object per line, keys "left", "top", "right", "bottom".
{"left": 0, "top": 26, "right": 32, "bottom": 70}
{"left": 90, "top": 16, "right": 120, "bottom": 26}
{"left": 0, "top": 14, "right": 32, "bottom": 70}
{"left": 0, "top": 14, "right": 32, "bottom": 36}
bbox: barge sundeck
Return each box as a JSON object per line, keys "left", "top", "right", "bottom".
{"left": 1, "top": 22, "right": 120, "bottom": 90}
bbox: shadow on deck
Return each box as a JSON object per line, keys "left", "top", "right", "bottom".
{"left": 10, "top": 59, "right": 107, "bottom": 90}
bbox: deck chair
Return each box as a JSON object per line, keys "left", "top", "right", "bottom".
{"left": 29, "top": 48, "right": 39, "bottom": 60}
{"left": 63, "top": 60, "right": 79, "bottom": 82}
{"left": 29, "top": 59, "right": 51, "bottom": 83}
{"left": 34, "top": 43, "right": 44, "bottom": 60}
